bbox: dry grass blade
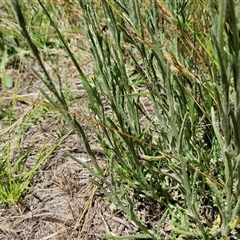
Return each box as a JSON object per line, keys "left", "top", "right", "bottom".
{"left": 0, "top": 224, "right": 16, "bottom": 235}
{"left": 0, "top": 93, "right": 38, "bottom": 137}
{"left": 71, "top": 184, "right": 98, "bottom": 238}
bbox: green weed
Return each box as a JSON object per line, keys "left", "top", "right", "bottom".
{"left": 9, "top": 0, "right": 240, "bottom": 239}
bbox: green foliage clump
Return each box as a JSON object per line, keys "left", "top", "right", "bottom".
{"left": 9, "top": 0, "right": 240, "bottom": 239}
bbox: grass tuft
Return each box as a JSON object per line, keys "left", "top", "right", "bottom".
{"left": 3, "top": 0, "right": 240, "bottom": 238}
